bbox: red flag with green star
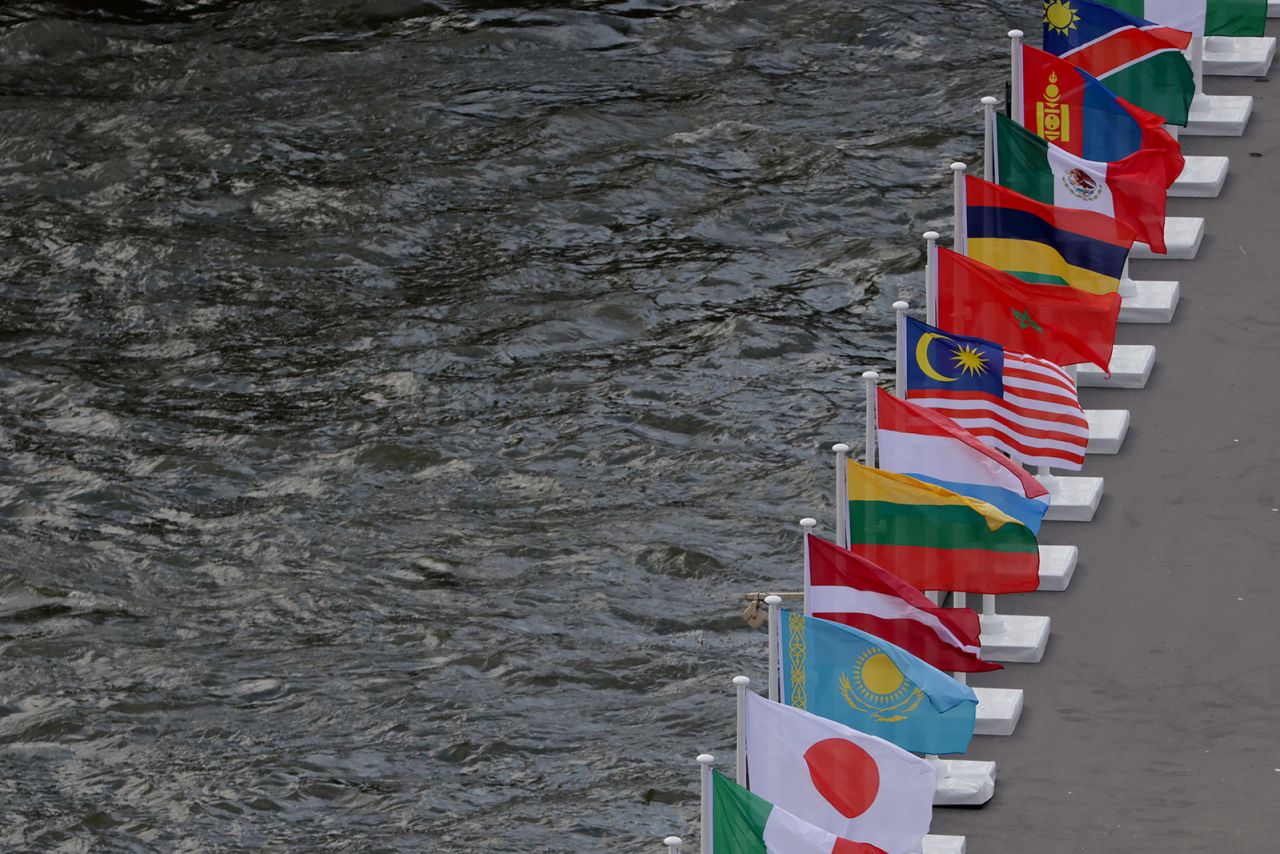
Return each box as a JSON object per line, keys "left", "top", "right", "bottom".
{"left": 936, "top": 246, "right": 1120, "bottom": 373}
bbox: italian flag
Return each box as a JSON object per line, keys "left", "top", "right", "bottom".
{"left": 711, "top": 770, "right": 888, "bottom": 854}
{"left": 991, "top": 112, "right": 1170, "bottom": 254}
{"left": 1103, "top": 0, "right": 1266, "bottom": 36}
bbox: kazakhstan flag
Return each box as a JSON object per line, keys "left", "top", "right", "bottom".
{"left": 779, "top": 609, "right": 977, "bottom": 755}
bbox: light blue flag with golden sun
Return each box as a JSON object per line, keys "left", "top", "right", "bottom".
{"left": 779, "top": 609, "right": 977, "bottom": 755}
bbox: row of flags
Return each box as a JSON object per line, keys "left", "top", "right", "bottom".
{"left": 679, "top": 0, "right": 1268, "bottom": 851}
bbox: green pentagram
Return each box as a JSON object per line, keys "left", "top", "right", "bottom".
{"left": 1012, "top": 309, "right": 1043, "bottom": 333}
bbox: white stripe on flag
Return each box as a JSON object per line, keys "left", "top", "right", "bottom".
{"left": 878, "top": 428, "right": 1031, "bottom": 497}
{"left": 808, "top": 585, "right": 979, "bottom": 654}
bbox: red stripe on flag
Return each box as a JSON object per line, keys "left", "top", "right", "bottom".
{"left": 846, "top": 543, "right": 1041, "bottom": 594}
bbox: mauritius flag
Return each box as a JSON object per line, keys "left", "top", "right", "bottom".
{"left": 710, "top": 771, "right": 888, "bottom": 854}
{"left": 991, "top": 111, "right": 1170, "bottom": 254}
{"left": 1044, "top": 0, "right": 1195, "bottom": 126}
{"left": 963, "top": 174, "right": 1136, "bottom": 296}
{"left": 845, "top": 459, "right": 1041, "bottom": 594}
{"left": 1095, "top": 0, "right": 1266, "bottom": 36}
{"left": 1018, "top": 43, "right": 1183, "bottom": 184}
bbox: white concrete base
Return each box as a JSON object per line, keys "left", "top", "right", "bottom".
{"left": 933, "top": 759, "right": 996, "bottom": 806}
{"left": 1078, "top": 344, "right": 1156, "bottom": 389}
{"left": 1183, "top": 93, "right": 1252, "bottom": 136}
{"left": 1085, "top": 408, "right": 1129, "bottom": 454}
{"left": 1038, "top": 544, "right": 1078, "bottom": 592}
{"left": 1039, "top": 474, "right": 1104, "bottom": 522}
{"left": 1169, "top": 155, "right": 1228, "bottom": 198}
{"left": 973, "top": 686, "right": 1023, "bottom": 736}
{"left": 979, "top": 613, "right": 1050, "bottom": 663}
{"left": 1120, "top": 279, "right": 1179, "bottom": 323}
{"left": 1203, "top": 36, "right": 1275, "bottom": 77}
{"left": 924, "top": 835, "right": 967, "bottom": 854}
{"left": 1131, "top": 216, "right": 1203, "bottom": 260}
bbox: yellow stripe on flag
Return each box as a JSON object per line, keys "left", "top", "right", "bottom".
{"left": 846, "top": 460, "right": 1023, "bottom": 532}
{"left": 968, "top": 237, "right": 1120, "bottom": 295}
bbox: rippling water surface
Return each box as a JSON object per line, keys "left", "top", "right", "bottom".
{"left": 1, "top": 0, "right": 1026, "bottom": 849}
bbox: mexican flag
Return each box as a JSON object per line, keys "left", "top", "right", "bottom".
{"left": 711, "top": 771, "right": 888, "bottom": 854}
{"left": 1101, "top": 0, "right": 1266, "bottom": 36}
{"left": 991, "top": 112, "right": 1170, "bottom": 254}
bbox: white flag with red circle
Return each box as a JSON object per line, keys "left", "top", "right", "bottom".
{"left": 743, "top": 691, "right": 936, "bottom": 854}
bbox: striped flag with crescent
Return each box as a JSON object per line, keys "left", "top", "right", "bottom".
{"left": 902, "top": 316, "right": 1088, "bottom": 470}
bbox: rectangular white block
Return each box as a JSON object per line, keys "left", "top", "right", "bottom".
{"left": 1183, "top": 93, "right": 1252, "bottom": 136}
{"left": 1120, "top": 279, "right": 1179, "bottom": 323}
{"left": 974, "top": 686, "right": 1023, "bottom": 736}
{"left": 1078, "top": 344, "right": 1156, "bottom": 389}
{"left": 1169, "top": 155, "right": 1228, "bottom": 198}
{"left": 933, "top": 759, "right": 995, "bottom": 806}
{"left": 1131, "top": 216, "right": 1203, "bottom": 260}
{"left": 1203, "top": 36, "right": 1275, "bottom": 76}
{"left": 1040, "top": 474, "right": 1104, "bottom": 522}
{"left": 1086, "top": 408, "right": 1129, "bottom": 454}
{"left": 923, "top": 835, "right": 966, "bottom": 854}
{"left": 1038, "top": 544, "right": 1078, "bottom": 592}
{"left": 979, "top": 613, "right": 1050, "bottom": 663}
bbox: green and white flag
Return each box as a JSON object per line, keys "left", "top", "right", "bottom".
{"left": 710, "top": 771, "right": 888, "bottom": 854}
{"left": 1103, "top": 0, "right": 1266, "bottom": 37}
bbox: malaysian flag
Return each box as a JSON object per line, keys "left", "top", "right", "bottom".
{"left": 902, "top": 316, "right": 1088, "bottom": 470}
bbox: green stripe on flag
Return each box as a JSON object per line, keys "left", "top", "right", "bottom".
{"left": 1100, "top": 52, "right": 1194, "bottom": 127}
{"left": 1007, "top": 270, "right": 1072, "bottom": 286}
{"left": 993, "top": 114, "right": 1054, "bottom": 205}
{"left": 711, "top": 771, "right": 771, "bottom": 854}
{"left": 1205, "top": 0, "right": 1266, "bottom": 35}
{"left": 849, "top": 500, "right": 1040, "bottom": 554}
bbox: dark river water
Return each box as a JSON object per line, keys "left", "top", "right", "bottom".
{"left": 0, "top": 1, "right": 1026, "bottom": 850}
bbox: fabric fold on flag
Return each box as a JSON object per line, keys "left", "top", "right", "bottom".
{"left": 805, "top": 533, "right": 1002, "bottom": 674}
{"left": 1101, "top": 0, "right": 1266, "bottom": 37}
{"left": 779, "top": 608, "right": 978, "bottom": 755}
{"left": 711, "top": 770, "right": 888, "bottom": 854}
{"left": 903, "top": 315, "right": 1090, "bottom": 471}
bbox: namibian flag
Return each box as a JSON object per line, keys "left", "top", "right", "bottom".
{"left": 1044, "top": 0, "right": 1195, "bottom": 126}
{"left": 845, "top": 459, "right": 1041, "bottom": 595}
{"left": 963, "top": 175, "right": 1136, "bottom": 296}
{"left": 1018, "top": 43, "right": 1183, "bottom": 185}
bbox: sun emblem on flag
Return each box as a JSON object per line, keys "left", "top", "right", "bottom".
{"left": 950, "top": 344, "right": 988, "bottom": 377}
{"left": 838, "top": 647, "right": 924, "bottom": 722}
{"left": 1062, "top": 167, "right": 1102, "bottom": 201}
{"left": 1044, "top": 0, "right": 1080, "bottom": 36}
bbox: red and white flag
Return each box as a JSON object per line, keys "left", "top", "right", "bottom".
{"left": 744, "top": 691, "right": 936, "bottom": 854}
{"left": 805, "top": 533, "right": 1001, "bottom": 673}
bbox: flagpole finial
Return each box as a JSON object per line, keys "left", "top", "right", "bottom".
{"left": 893, "top": 299, "right": 909, "bottom": 311}
{"left": 732, "top": 675, "right": 751, "bottom": 687}
{"left": 950, "top": 161, "right": 966, "bottom": 174}
{"left": 833, "top": 443, "right": 850, "bottom": 453}
{"left": 663, "top": 837, "right": 683, "bottom": 852}
{"left": 799, "top": 517, "right": 817, "bottom": 529}
{"left": 923, "top": 231, "right": 939, "bottom": 242}
{"left": 863, "top": 370, "right": 879, "bottom": 380}
{"left": 981, "top": 95, "right": 998, "bottom": 106}
{"left": 764, "top": 595, "right": 782, "bottom": 606}
{"left": 1008, "top": 29, "right": 1023, "bottom": 39}
{"left": 696, "top": 753, "right": 715, "bottom": 765}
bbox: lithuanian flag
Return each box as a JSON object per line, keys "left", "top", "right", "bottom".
{"left": 846, "top": 460, "right": 1040, "bottom": 594}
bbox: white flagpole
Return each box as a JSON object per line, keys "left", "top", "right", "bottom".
{"left": 863, "top": 370, "right": 879, "bottom": 467}
{"left": 766, "top": 594, "right": 782, "bottom": 702}
{"left": 733, "top": 676, "right": 750, "bottom": 784}
{"left": 950, "top": 161, "right": 968, "bottom": 254}
{"left": 893, "top": 300, "right": 909, "bottom": 398}
{"left": 663, "top": 836, "right": 683, "bottom": 854}
{"left": 698, "top": 753, "right": 715, "bottom": 854}
{"left": 1190, "top": 36, "right": 1204, "bottom": 100}
{"left": 1008, "top": 29, "right": 1024, "bottom": 125}
{"left": 833, "top": 443, "right": 850, "bottom": 549}
{"left": 923, "top": 231, "right": 939, "bottom": 326}
{"left": 982, "top": 96, "right": 998, "bottom": 182}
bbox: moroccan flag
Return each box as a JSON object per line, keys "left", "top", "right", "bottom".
{"left": 1097, "top": 0, "right": 1266, "bottom": 36}
{"left": 1018, "top": 43, "right": 1183, "bottom": 184}
{"left": 936, "top": 245, "right": 1120, "bottom": 373}
{"left": 1044, "top": 0, "right": 1195, "bottom": 126}
{"left": 779, "top": 609, "right": 978, "bottom": 755}
{"left": 876, "top": 387, "right": 1050, "bottom": 534}
{"left": 743, "top": 691, "right": 937, "bottom": 854}
{"left": 991, "top": 111, "right": 1170, "bottom": 254}
{"left": 903, "top": 317, "right": 1091, "bottom": 471}
{"left": 963, "top": 174, "right": 1136, "bottom": 296}
{"left": 711, "top": 771, "right": 888, "bottom": 854}
{"left": 845, "top": 459, "right": 1041, "bottom": 595}
{"left": 805, "top": 532, "right": 1002, "bottom": 674}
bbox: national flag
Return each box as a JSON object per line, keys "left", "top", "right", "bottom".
{"left": 1044, "top": 0, "right": 1195, "bottom": 126}
{"left": 963, "top": 174, "right": 1136, "bottom": 296}
{"left": 936, "top": 245, "right": 1121, "bottom": 373}
{"left": 845, "top": 458, "right": 1041, "bottom": 594}
{"left": 1097, "top": 0, "right": 1266, "bottom": 36}
{"left": 778, "top": 608, "right": 978, "bottom": 755}
{"left": 1018, "top": 43, "right": 1184, "bottom": 183}
{"left": 743, "top": 691, "right": 936, "bottom": 854}
{"left": 903, "top": 316, "right": 1090, "bottom": 471}
{"left": 805, "top": 532, "right": 1002, "bottom": 674}
{"left": 991, "top": 111, "right": 1170, "bottom": 254}
{"left": 711, "top": 770, "right": 888, "bottom": 854}
{"left": 876, "top": 387, "right": 1051, "bottom": 534}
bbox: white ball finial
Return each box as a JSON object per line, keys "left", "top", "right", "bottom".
{"left": 1009, "top": 28, "right": 1024, "bottom": 38}
{"left": 799, "top": 517, "right": 817, "bottom": 528}
{"left": 696, "top": 753, "right": 715, "bottom": 765}
{"left": 664, "top": 838, "right": 683, "bottom": 849}
{"left": 764, "top": 595, "right": 783, "bottom": 605}
{"left": 893, "top": 299, "right": 910, "bottom": 311}
{"left": 923, "top": 231, "right": 940, "bottom": 241}
{"left": 862, "top": 370, "right": 879, "bottom": 380}
{"left": 981, "top": 95, "right": 999, "bottom": 106}
{"left": 833, "top": 443, "right": 850, "bottom": 453}
{"left": 950, "top": 161, "right": 967, "bottom": 173}
{"left": 733, "top": 675, "right": 751, "bottom": 687}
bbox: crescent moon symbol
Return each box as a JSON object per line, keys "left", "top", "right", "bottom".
{"left": 915, "top": 332, "right": 957, "bottom": 383}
